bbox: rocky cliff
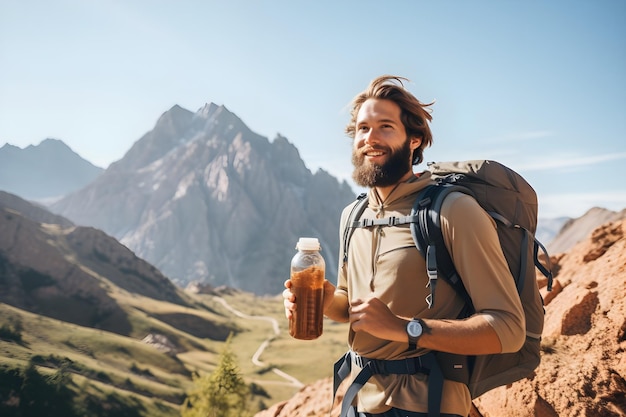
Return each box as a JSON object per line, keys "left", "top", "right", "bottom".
{"left": 255, "top": 217, "right": 626, "bottom": 417}
{"left": 50, "top": 103, "right": 356, "bottom": 294}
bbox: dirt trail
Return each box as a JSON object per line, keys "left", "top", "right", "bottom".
{"left": 213, "top": 296, "right": 304, "bottom": 388}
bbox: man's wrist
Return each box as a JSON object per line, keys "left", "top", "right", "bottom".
{"left": 406, "top": 318, "right": 428, "bottom": 350}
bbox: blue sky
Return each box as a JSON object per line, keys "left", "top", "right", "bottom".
{"left": 1, "top": 0, "right": 625, "bottom": 219}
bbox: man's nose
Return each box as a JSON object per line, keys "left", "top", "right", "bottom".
{"left": 363, "top": 128, "right": 377, "bottom": 145}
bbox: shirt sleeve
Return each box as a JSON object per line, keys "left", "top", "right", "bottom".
{"left": 440, "top": 192, "right": 526, "bottom": 353}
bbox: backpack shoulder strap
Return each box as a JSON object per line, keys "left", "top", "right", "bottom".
{"left": 342, "top": 193, "right": 369, "bottom": 263}
{"left": 410, "top": 183, "right": 475, "bottom": 310}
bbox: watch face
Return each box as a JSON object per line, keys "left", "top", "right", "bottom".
{"left": 407, "top": 320, "right": 423, "bottom": 338}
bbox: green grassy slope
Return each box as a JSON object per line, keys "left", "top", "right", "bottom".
{"left": 0, "top": 288, "right": 350, "bottom": 416}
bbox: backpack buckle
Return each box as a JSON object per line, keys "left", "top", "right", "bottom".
{"left": 426, "top": 245, "right": 438, "bottom": 308}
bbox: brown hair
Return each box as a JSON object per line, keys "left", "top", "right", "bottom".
{"left": 345, "top": 75, "right": 434, "bottom": 165}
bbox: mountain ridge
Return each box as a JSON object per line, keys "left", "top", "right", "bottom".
{"left": 547, "top": 206, "right": 626, "bottom": 254}
{"left": 0, "top": 196, "right": 194, "bottom": 335}
{"left": 50, "top": 103, "right": 356, "bottom": 294}
{"left": 0, "top": 138, "right": 104, "bottom": 202}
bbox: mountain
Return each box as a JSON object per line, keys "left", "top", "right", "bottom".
{"left": 0, "top": 190, "right": 73, "bottom": 228}
{"left": 536, "top": 207, "right": 626, "bottom": 255}
{"left": 547, "top": 206, "right": 626, "bottom": 254}
{"left": 0, "top": 191, "right": 250, "bottom": 415}
{"left": 536, "top": 216, "right": 569, "bottom": 247}
{"left": 50, "top": 103, "right": 356, "bottom": 294}
{"left": 254, "top": 215, "right": 626, "bottom": 417}
{"left": 0, "top": 138, "right": 104, "bottom": 202}
{"left": 0, "top": 192, "right": 209, "bottom": 335}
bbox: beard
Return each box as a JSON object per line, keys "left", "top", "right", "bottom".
{"left": 351, "top": 138, "right": 413, "bottom": 188}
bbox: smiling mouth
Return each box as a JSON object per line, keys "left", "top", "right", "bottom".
{"left": 362, "top": 148, "right": 386, "bottom": 157}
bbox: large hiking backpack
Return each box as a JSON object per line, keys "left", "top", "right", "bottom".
{"left": 340, "top": 160, "right": 553, "bottom": 401}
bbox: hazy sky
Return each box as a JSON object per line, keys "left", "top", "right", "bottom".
{"left": 1, "top": 0, "right": 625, "bottom": 219}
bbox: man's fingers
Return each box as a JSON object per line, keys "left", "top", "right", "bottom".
{"left": 350, "top": 298, "right": 364, "bottom": 308}
{"left": 282, "top": 288, "right": 295, "bottom": 301}
{"left": 282, "top": 282, "right": 296, "bottom": 319}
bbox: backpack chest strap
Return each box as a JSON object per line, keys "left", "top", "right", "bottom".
{"left": 349, "top": 214, "right": 419, "bottom": 229}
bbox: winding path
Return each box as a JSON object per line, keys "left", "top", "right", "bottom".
{"left": 213, "top": 296, "right": 304, "bottom": 388}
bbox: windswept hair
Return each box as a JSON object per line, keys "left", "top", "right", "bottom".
{"left": 345, "top": 75, "right": 434, "bottom": 165}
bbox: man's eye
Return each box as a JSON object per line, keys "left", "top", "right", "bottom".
{"left": 358, "top": 126, "right": 369, "bottom": 132}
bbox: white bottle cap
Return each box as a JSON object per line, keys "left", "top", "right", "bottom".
{"left": 296, "top": 237, "right": 321, "bottom": 251}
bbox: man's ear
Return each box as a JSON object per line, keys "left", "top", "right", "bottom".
{"left": 410, "top": 136, "right": 422, "bottom": 150}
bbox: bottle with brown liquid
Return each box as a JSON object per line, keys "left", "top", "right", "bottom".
{"left": 289, "top": 237, "right": 325, "bottom": 340}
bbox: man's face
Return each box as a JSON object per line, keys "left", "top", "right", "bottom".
{"left": 351, "top": 98, "right": 419, "bottom": 188}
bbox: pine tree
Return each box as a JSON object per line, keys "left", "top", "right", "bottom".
{"left": 181, "top": 335, "right": 250, "bottom": 417}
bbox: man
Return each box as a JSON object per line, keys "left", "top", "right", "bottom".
{"left": 283, "top": 75, "right": 525, "bottom": 417}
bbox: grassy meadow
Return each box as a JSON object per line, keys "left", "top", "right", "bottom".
{"left": 0, "top": 287, "right": 350, "bottom": 416}
{"left": 193, "top": 290, "right": 350, "bottom": 407}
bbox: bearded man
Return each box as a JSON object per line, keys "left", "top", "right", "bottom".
{"left": 283, "top": 76, "right": 524, "bottom": 417}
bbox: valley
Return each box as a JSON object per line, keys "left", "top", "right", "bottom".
{"left": 0, "top": 286, "right": 350, "bottom": 416}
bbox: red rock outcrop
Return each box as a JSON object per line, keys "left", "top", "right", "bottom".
{"left": 472, "top": 219, "right": 626, "bottom": 417}
{"left": 255, "top": 219, "right": 626, "bottom": 417}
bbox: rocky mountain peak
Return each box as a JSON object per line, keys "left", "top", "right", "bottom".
{"left": 51, "top": 104, "right": 356, "bottom": 294}
{"left": 157, "top": 103, "right": 194, "bottom": 124}
{"left": 0, "top": 143, "right": 19, "bottom": 151}
{"left": 195, "top": 102, "right": 220, "bottom": 119}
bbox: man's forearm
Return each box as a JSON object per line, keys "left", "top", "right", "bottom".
{"left": 324, "top": 292, "right": 350, "bottom": 323}
{"left": 417, "top": 316, "right": 503, "bottom": 355}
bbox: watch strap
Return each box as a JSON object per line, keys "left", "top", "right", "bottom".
{"left": 407, "top": 318, "right": 423, "bottom": 351}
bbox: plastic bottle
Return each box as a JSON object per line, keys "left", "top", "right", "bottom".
{"left": 289, "top": 237, "right": 325, "bottom": 340}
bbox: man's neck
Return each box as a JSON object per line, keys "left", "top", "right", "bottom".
{"left": 373, "top": 171, "right": 415, "bottom": 202}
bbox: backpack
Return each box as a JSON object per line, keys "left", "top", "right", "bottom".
{"left": 336, "top": 160, "right": 553, "bottom": 413}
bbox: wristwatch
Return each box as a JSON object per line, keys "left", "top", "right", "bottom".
{"left": 406, "top": 318, "right": 424, "bottom": 350}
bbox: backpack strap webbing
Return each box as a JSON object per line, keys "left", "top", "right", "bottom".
{"left": 534, "top": 238, "right": 554, "bottom": 291}
{"left": 411, "top": 184, "right": 475, "bottom": 310}
{"left": 342, "top": 184, "right": 553, "bottom": 308}
{"left": 342, "top": 193, "right": 368, "bottom": 263}
{"left": 486, "top": 211, "right": 553, "bottom": 293}
{"left": 333, "top": 351, "right": 444, "bottom": 417}
{"left": 411, "top": 184, "right": 554, "bottom": 307}
{"left": 341, "top": 185, "right": 476, "bottom": 311}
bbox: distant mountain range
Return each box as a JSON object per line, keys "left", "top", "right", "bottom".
{"left": 47, "top": 103, "right": 356, "bottom": 294}
{"left": 0, "top": 138, "right": 103, "bottom": 202}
